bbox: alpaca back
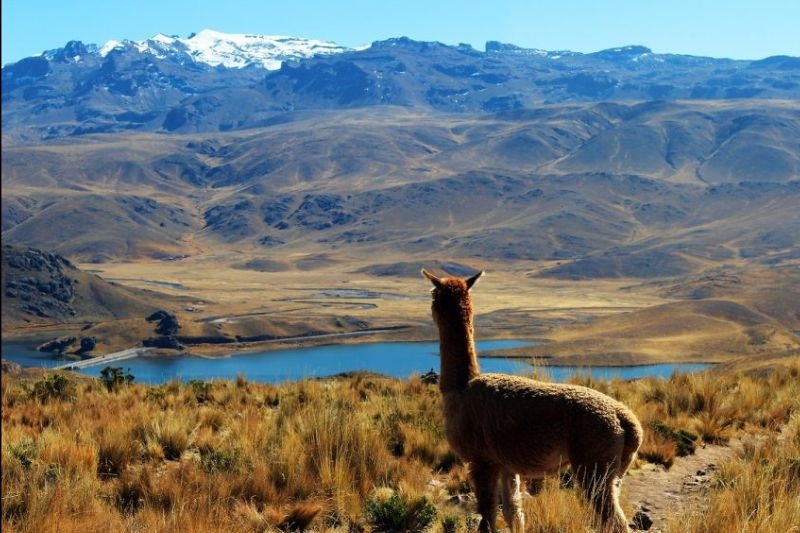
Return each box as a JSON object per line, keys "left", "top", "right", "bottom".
{"left": 443, "top": 374, "right": 640, "bottom": 476}
{"left": 615, "top": 403, "right": 644, "bottom": 475}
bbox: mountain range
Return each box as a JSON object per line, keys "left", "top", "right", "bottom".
{"left": 3, "top": 31, "right": 799, "bottom": 140}
{"left": 2, "top": 30, "right": 799, "bottom": 283}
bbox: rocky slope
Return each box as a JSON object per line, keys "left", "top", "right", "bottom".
{"left": 2, "top": 32, "right": 798, "bottom": 283}
{"left": 1, "top": 245, "right": 164, "bottom": 326}
{"left": 2, "top": 103, "right": 798, "bottom": 273}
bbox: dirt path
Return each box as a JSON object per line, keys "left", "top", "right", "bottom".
{"left": 621, "top": 441, "right": 743, "bottom": 531}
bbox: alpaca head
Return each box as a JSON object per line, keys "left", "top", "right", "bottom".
{"left": 422, "top": 269, "right": 484, "bottom": 328}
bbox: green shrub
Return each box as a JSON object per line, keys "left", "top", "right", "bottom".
{"left": 99, "top": 366, "right": 135, "bottom": 392}
{"left": 652, "top": 420, "right": 699, "bottom": 456}
{"left": 189, "top": 379, "right": 213, "bottom": 403}
{"left": 441, "top": 515, "right": 459, "bottom": 533}
{"left": 200, "top": 446, "right": 241, "bottom": 474}
{"left": 32, "top": 373, "right": 75, "bottom": 402}
{"left": 145, "top": 387, "right": 166, "bottom": 403}
{"left": 364, "top": 489, "right": 437, "bottom": 532}
{"left": 8, "top": 438, "right": 38, "bottom": 469}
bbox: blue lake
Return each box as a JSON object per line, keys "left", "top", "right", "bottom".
{"left": 2, "top": 338, "right": 711, "bottom": 384}
{"left": 1, "top": 340, "right": 74, "bottom": 368}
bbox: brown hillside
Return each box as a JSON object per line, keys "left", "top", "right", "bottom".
{"left": 1, "top": 245, "right": 178, "bottom": 328}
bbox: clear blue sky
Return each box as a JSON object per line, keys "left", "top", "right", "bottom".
{"left": 3, "top": 0, "right": 799, "bottom": 65}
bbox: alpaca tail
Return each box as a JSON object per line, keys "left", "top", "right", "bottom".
{"left": 617, "top": 409, "right": 643, "bottom": 475}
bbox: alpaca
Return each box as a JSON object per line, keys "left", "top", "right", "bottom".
{"left": 422, "top": 269, "right": 642, "bottom": 533}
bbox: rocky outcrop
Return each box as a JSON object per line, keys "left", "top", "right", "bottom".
{"left": 1, "top": 359, "right": 23, "bottom": 376}
{"left": 420, "top": 369, "right": 439, "bottom": 385}
{"left": 37, "top": 336, "right": 76, "bottom": 354}
{"left": 142, "top": 336, "right": 184, "bottom": 350}
{"left": 2, "top": 245, "right": 77, "bottom": 319}
{"left": 2, "top": 245, "right": 170, "bottom": 328}
{"left": 146, "top": 310, "right": 180, "bottom": 335}
{"left": 141, "top": 310, "right": 184, "bottom": 350}
{"left": 76, "top": 336, "right": 97, "bottom": 355}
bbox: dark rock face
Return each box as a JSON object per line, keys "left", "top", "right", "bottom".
{"left": 142, "top": 335, "right": 184, "bottom": 350}
{"left": 4, "top": 245, "right": 74, "bottom": 271}
{"left": 146, "top": 310, "right": 180, "bottom": 335}
{"left": 273, "top": 60, "right": 374, "bottom": 105}
{"left": 37, "top": 336, "right": 76, "bottom": 353}
{"left": 282, "top": 194, "right": 356, "bottom": 230}
{"left": 1, "top": 359, "right": 23, "bottom": 376}
{"left": 203, "top": 200, "right": 256, "bottom": 240}
{"left": 160, "top": 315, "right": 179, "bottom": 333}
{"left": 52, "top": 41, "right": 89, "bottom": 63}
{"left": 2, "top": 57, "right": 51, "bottom": 92}
{"left": 77, "top": 336, "right": 97, "bottom": 355}
{"left": 420, "top": 369, "right": 439, "bottom": 385}
{"left": 2, "top": 245, "right": 77, "bottom": 319}
{"left": 146, "top": 310, "right": 171, "bottom": 321}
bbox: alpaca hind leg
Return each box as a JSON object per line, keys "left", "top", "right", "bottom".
{"left": 499, "top": 472, "right": 525, "bottom": 533}
{"left": 594, "top": 477, "right": 628, "bottom": 533}
{"left": 471, "top": 461, "right": 500, "bottom": 533}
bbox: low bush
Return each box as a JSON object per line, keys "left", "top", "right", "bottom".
{"left": 364, "top": 488, "right": 437, "bottom": 533}
{"left": 32, "top": 373, "right": 75, "bottom": 402}
{"left": 99, "top": 366, "right": 134, "bottom": 393}
{"left": 651, "top": 420, "right": 699, "bottom": 456}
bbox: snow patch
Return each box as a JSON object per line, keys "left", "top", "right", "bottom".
{"left": 100, "top": 28, "right": 350, "bottom": 70}
{"left": 99, "top": 40, "right": 124, "bottom": 55}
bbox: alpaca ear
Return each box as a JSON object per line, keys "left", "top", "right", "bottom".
{"left": 466, "top": 270, "right": 484, "bottom": 290}
{"left": 421, "top": 269, "right": 444, "bottom": 288}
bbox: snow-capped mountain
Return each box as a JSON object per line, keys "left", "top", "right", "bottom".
{"left": 96, "top": 29, "right": 351, "bottom": 70}
{"left": 4, "top": 32, "right": 799, "bottom": 141}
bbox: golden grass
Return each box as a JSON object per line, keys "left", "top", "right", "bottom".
{"left": 666, "top": 413, "right": 800, "bottom": 533}
{"left": 2, "top": 358, "right": 798, "bottom": 532}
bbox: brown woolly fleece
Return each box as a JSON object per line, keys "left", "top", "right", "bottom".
{"left": 443, "top": 375, "right": 643, "bottom": 479}
{"left": 423, "top": 269, "right": 643, "bottom": 533}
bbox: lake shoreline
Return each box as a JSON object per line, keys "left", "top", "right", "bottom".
{"left": 2, "top": 337, "right": 713, "bottom": 385}
{"left": 3, "top": 330, "right": 720, "bottom": 369}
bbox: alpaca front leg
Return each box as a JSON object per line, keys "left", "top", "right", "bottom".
{"left": 471, "top": 461, "right": 499, "bottom": 533}
{"left": 500, "top": 471, "right": 525, "bottom": 533}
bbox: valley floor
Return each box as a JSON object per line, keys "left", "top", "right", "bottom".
{"left": 5, "top": 256, "right": 798, "bottom": 368}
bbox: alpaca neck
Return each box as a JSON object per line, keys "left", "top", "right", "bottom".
{"left": 438, "top": 321, "right": 480, "bottom": 393}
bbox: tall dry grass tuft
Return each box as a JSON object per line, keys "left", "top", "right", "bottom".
{"left": 97, "top": 423, "right": 138, "bottom": 478}
{"left": 521, "top": 474, "right": 596, "bottom": 533}
{"left": 667, "top": 413, "right": 800, "bottom": 532}
{"left": 276, "top": 501, "right": 324, "bottom": 532}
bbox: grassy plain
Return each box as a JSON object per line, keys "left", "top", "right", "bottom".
{"left": 2, "top": 357, "right": 798, "bottom": 532}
